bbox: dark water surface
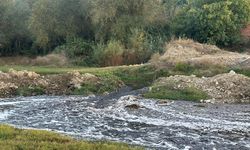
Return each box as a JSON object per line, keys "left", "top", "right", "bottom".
{"left": 0, "top": 89, "right": 249, "bottom": 150}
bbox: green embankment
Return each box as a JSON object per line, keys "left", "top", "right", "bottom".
{"left": 144, "top": 85, "right": 210, "bottom": 102}
{"left": 0, "top": 64, "right": 249, "bottom": 100}
{"left": 0, "top": 64, "right": 169, "bottom": 89}
{"left": 0, "top": 125, "right": 142, "bottom": 150}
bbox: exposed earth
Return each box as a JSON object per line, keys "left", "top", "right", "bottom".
{"left": 154, "top": 39, "right": 250, "bottom": 69}
{"left": 151, "top": 71, "right": 250, "bottom": 104}
{"left": 0, "top": 69, "right": 123, "bottom": 98}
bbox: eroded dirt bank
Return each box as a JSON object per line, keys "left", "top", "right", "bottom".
{"left": 0, "top": 69, "right": 250, "bottom": 104}
{"left": 0, "top": 69, "right": 123, "bottom": 98}
{"left": 154, "top": 39, "right": 250, "bottom": 69}
{"left": 149, "top": 71, "right": 250, "bottom": 104}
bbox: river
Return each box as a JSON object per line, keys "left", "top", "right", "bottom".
{"left": 0, "top": 88, "right": 249, "bottom": 150}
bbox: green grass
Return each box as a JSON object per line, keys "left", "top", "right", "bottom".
{"left": 144, "top": 85, "right": 210, "bottom": 102}
{"left": 0, "top": 65, "right": 135, "bottom": 75}
{"left": 0, "top": 125, "right": 142, "bottom": 150}
{"left": 72, "top": 73, "right": 123, "bottom": 95}
{"left": 172, "top": 63, "right": 230, "bottom": 77}
{"left": 234, "top": 68, "right": 250, "bottom": 77}
{"left": 16, "top": 86, "right": 46, "bottom": 96}
{"left": 0, "top": 64, "right": 249, "bottom": 93}
{"left": 114, "top": 65, "right": 169, "bottom": 89}
{"left": 0, "top": 65, "right": 168, "bottom": 89}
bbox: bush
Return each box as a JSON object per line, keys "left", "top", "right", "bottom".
{"left": 174, "top": 63, "right": 195, "bottom": 73}
{"left": 173, "top": 0, "right": 250, "bottom": 46}
{"left": 17, "top": 86, "right": 46, "bottom": 96}
{"left": 94, "top": 40, "right": 125, "bottom": 66}
{"left": 54, "top": 38, "right": 94, "bottom": 66}
{"left": 124, "top": 29, "right": 152, "bottom": 64}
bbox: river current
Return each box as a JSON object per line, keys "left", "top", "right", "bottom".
{"left": 0, "top": 88, "right": 249, "bottom": 150}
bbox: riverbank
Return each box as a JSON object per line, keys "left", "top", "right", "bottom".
{"left": 0, "top": 124, "right": 141, "bottom": 150}
{"left": 0, "top": 40, "right": 250, "bottom": 103}
{"left": 0, "top": 65, "right": 167, "bottom": 98}
{"left": 0, "top": 64, "right": 249, "bottom": 103}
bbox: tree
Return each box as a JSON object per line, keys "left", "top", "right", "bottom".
{"left": 90, "top": 0, "right": 167, "bottom": 44}
{"left": 29, "top": 0, "right": 91, "bottom": 53}
{"left": 0, "top": 0, "right": 31, "bottom": 56}
{"left": 173, "top": 0, "right": 250, "bottom": 46}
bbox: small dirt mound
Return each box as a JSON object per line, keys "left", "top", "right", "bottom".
{"left": 0, "top": 69, "right": 48, "bottom": 88}
{"left": 0, "top": 82, "right": 17, "bottom": 98}
{"left": 153, "top": 71, "right": 250, "bottom": 103}
{"left": 0, "top": 69, "right": 49, "bottom": 97}
{"left": 42, "top": 72, "right": 101, "bottom": 95}
{"left": 67, "top": 71, "right": 100, "bottom": 89}
{"left": 0, "top": 70, "right": 123, "bottom": 97}
{"left": 155, "top": 39, "right": 250, "bottom": 69}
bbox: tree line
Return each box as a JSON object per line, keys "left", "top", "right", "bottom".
{"left": 0, "top": 0, "right": 249, "bottom": 66}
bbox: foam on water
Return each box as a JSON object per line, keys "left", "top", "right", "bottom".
{"left": 0, "top": 94, "right": 249, "bottom": 149}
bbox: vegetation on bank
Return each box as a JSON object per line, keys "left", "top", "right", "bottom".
{"left": 0, "top": 65, "right": 169, "bottom": 88}
{"left": 0, "top": 125, "right": 141, "bottom": 150}
{"left": 144, "top": 85, "right": 209, "bottom": 102}
{"left": 71, "top": 72, "right": 123, "bottom": 95}
{"left": 1, "top": 0, "right": 250, "bottom": 66}
{"left": 17, "top": 86, "right": 46, "bottom": 97}
{"left": 0, "top": 64, "right": 249, "bottom": 99}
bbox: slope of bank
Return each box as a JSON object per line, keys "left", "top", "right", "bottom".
{"left": 0, "top": 125, "right": 141, "bottom": 150}
{"left": 1, "top": 39, "right": 250, "bottom": 103}
{"left": 0, "top": 65, "right": 169, "bottom": 98}
{"left": 146, "top": 39, "right": 250, "bottom": 104}
{"left": 0, "top": 69, "right": 123, "bottom": 98}
{"left": 145, "top": 71, "right": 250, "bottom": 104}
{"left": 153, "top": 39, "right": 250, "bottom": 69}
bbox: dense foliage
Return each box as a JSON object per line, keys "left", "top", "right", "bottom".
{"left": 0, "top": 0, "right": 249, "bottom": 66}
{"left": 173, "top": 0, "right": 250, "bottom": 46}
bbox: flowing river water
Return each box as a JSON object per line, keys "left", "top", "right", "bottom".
{"left": 0, "top": 88, "right": 249, "bottom": 150}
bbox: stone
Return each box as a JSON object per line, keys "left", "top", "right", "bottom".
{"left": 125, "top": 104, "right": 142, "bottom": 109}
{"left": 229, "top": 70, "right": 236, "bottom": 75}
{"left": 157, "top": 100, "right": 174, "bottom": 106}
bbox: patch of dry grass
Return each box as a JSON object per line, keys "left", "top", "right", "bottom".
{"left": 0, "top": 54, "right": 69, "bottom": 67}
{"left": 152, "top": 38, "right": 250, "bottom": 69}
{"left": 32, "top": 54, "right": 69, "bottom": 67}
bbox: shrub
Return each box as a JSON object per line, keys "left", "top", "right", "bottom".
{"left": 54, "top": 38, "right": 94, "bottom": 66}
{"left": 173, "top": 0, "right": 250, "bottom": 46}
{"left": 124, "top": 29, "right": 152, "bottom": 64}
{"left": 174, "top": 63, "right": 195, "bottom": 73}
{"left": 17, "top": 86, "right": 46, "bottom": 96}
{"left": 94, "top": 40, "right": 125, "bottom": 66}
